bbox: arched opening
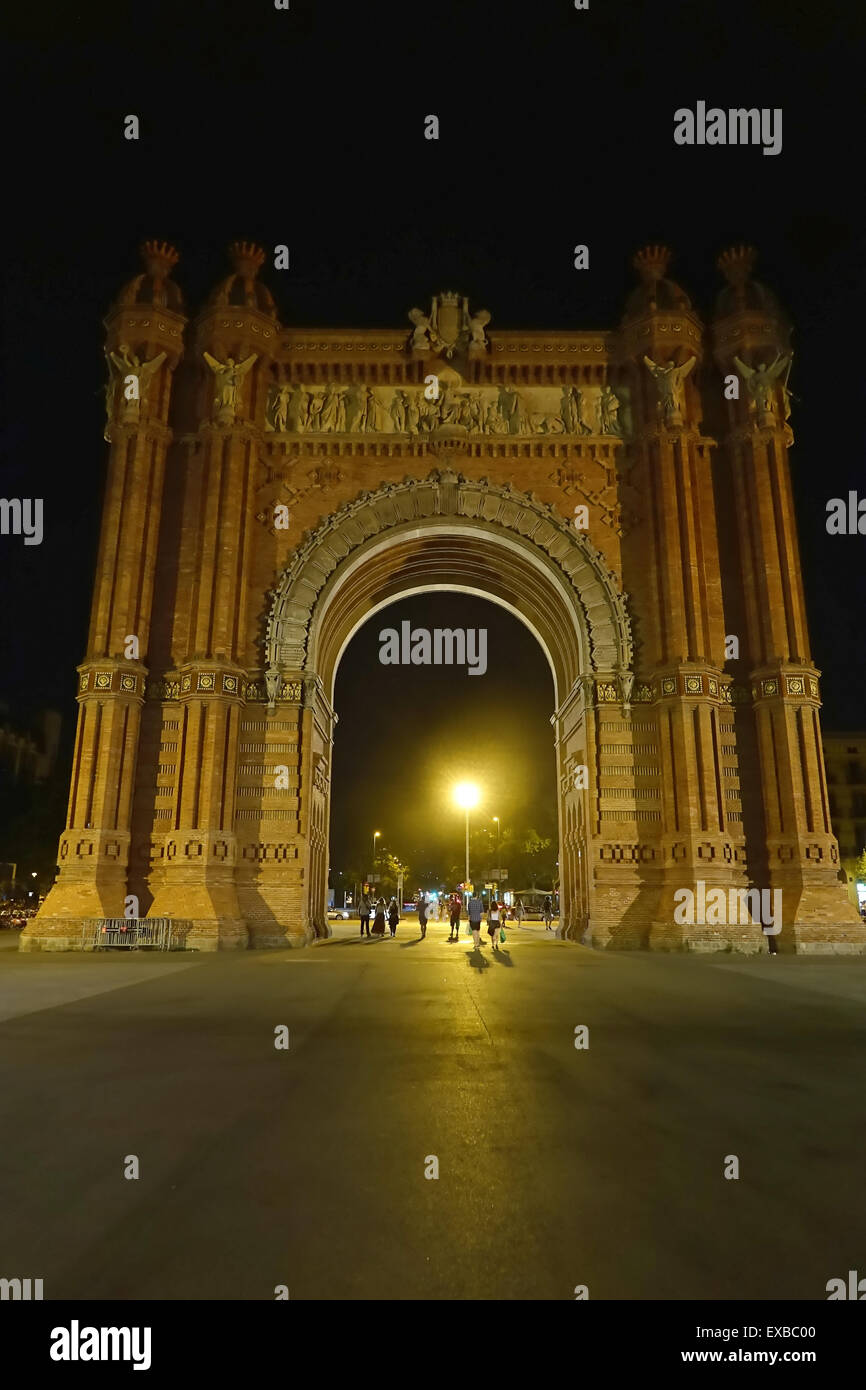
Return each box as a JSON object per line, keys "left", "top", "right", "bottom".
{"left": 256, "top": 468, "right": 636, "bottom": 947}
{"left": 328, "top": 590, "right": 558, "bottom": 932}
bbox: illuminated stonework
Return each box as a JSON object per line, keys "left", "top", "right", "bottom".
{"left": 22, "top": 242, "right": 866, "bottom": 954}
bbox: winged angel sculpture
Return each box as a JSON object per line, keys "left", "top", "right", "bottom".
{"left": 733, "top": 352, "right": 792, "bottom": 416}
{"left": 103, "top": 343, "right": 166, "bottom": 438}
{"left": 203, "top": 351, "right": 258, "bottom": 418}
{"left": 642, "top": 354, "right": 696, "bottom": 423}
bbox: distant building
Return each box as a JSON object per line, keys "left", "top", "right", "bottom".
{"left": 823, "top": 733, "right": 866, "bottom": 910}
{"left": 0, "top": 710, "right": 61, "bottom": 787}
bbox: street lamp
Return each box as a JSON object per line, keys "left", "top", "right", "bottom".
{"left": 372, "top": 830, "right": 381, "bottom": 880}
{"left": 493, "top": 816, "right": 500, "bottom": 897}
{"left": 453, "top": 782, "right": 480, "bottom": 888}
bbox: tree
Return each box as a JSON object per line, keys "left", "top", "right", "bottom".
{"left": 855, "top": 850, "right": 866, "bottom": 885}
{"left": 380, "top": 851, "right": 409, "bottom": 898}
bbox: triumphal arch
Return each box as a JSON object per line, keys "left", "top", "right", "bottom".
{"left": 23, "top": 241, "right": 866, "bottom": 953}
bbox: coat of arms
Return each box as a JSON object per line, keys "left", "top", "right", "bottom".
{"left": 408, "top": 291, "right": 491, "bottom": 359}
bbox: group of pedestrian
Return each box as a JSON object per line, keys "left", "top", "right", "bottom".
{"left": 466, "top": 891, "right": 508, "bottom": 951}
{"left": 356, "top": 890, "right": 555, "bottom": 941}
{"left": 356, "top": 889, "right": 518, "bottom": 947}
{"left": 357, "top": 894, "right": 401, "bottom": 937}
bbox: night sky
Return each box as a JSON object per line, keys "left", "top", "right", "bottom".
{"left": 2, "top": 1, "right": 864, "bottom": 873}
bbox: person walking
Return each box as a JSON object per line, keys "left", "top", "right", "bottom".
{"left": 358, "top": 892, "right": 372, "bottom": 938}
{"left": 372, "top": 897, "right": 387, "bottom": 936}
{"left": 418, "top": 894, "right": 429, "bottom": 938}
{"left": 487, "top": 897, "right": 501, "bottom": 951}
{"left": 448, "top": 891, "right": 462, "bottom": 941}
{"left": 515, "top": 897, "right": 525, "bottom": 927}
{"left": 543, "top": 894, "right": 553, "bottom": 931}
{"left": 387, "top": 896, "right": 400, "bottom": 937}
{"left": 467, "top": 890, "right": 484, "bottom": 949}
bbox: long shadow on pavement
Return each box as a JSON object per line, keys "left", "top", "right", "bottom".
{"left": 465, "top": 948, "right": 490, "bottom": 970}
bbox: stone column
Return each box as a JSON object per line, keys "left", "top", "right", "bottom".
{"left": 233, "top": 673, "right": 328, "bottom": 949}
{"left": 22, "top": 244, "right": 185, "bottom": 950}
{"left": 620, "top": 246, "right": 752, "bottom": 951}
{"left": 712, "top": 246, "right": 866, "bottom": 951}
{"left": 145, "top": 244, "right": 280, "bottom": 949}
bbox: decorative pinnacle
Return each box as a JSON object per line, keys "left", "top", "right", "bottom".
{"left": 140, "top": 241, "right": 179, "bottom": 279}
{"left": 632, "top": 244, "right": 672, "bottom": 283}
{"left": 229, "top": 241, "right": 266, "bottom": 278}
{"left": 717, "top": 245, "right": 757, "bottom": 286}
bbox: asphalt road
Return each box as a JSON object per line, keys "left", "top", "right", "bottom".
{"left": 1, "top": 922, "right": 864, "bottom": 1301}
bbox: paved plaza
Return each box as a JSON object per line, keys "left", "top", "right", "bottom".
{"left": 1, "top": 924, "right": 864, "bottom": 1300}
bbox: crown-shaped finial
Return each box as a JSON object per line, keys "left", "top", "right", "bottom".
{"left": 229, "top": 242, "right": 266, "bottom": 278}
{"left": 438, "top": 289, "right": 461, "bottom": 306}
{"left": 140, "top": 241, "right": 179, "bottom": 279}
{"left": 717, "top": 245, "right": 757, "bottom": 286}
{"left": 632, "top": 245, "right": 672, "bottom": 283}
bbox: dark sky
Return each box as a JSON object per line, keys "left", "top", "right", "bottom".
{"left": 1, "top": 1, "right": 864, "bottom": 830}
{"left": 330, "top": 592, "right": 555, "bottom": 884}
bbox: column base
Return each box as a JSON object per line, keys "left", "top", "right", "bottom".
{"left": 19, "top": 919, "right": 86, "bottom": 952}
{"left": 788, "top": 922, "right": 866, "bottom": 954}
{"left": 147, "top": 869, "right": 248, "bottom": 950}
{"left": 647, "top": 919, "right": 768, "bottom": 953}
{"left": 185, "top": 918, "right": 249, "bottom": 951}
{"left": 236, "top": 880, "right": 317, "bottom": 948}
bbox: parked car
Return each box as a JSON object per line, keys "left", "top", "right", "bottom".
{"left": 327, "top": 908, "right": 350, "bottom": 920}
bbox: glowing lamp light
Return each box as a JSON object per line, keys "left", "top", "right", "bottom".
{"left": 453, "top": 781, "right": 480, "bottom": 810}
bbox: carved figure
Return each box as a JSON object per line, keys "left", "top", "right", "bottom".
{"left": 559, "top": 386, "right": 576, "bottom": 434}
{"left": 510, "top": 390, "right": 529, "bottom": 435}
{"left": 404, "top": 391, "right": 421, "bottom": 433}
{"left": 203, "top": 351, "right": 257, "bottom": 416}
{"left": 467, "top": 307, "right": 491, "bottom": 347}
{"left": 642, "top": 354, "right": 696, "bottom": 421}
{"left": 105, "top": 344, "right": 166, "bottom": 432}
{"left": 599, "top": 384, "right": 621, "bottom": 435}
{"left": 287, "top": 384, "right": 309, "bottom": 432}
{"left": 733, "top": 351, "right": 792, "bottom": 415}
{"left": 389, "top": 389, "right": 408, "bottom": 433}
{"left": 497, "top": 385, "right": 518, "bottom": 432}
{"left": 360, "top": 386, "right": 379, "bottom": 432}
{"left": 264, "top": 667, "right": 281, "bottom": 708}
{"left": 319, "top": 383, "right": 342, "bottom": 433}
{"left": 307, "top": 391, "right": 325, "bottom": 431}
{"left": 343, "top": 384, "right": 362, "bottom": 433}
{"left": 408, "top": 307, "right": 436, "bottom": 351}
{"left": 438, "top": 385, "right": 459, "bottom": 426}
{"left": 270, "top": 383, "right": 291, "bottom": 432}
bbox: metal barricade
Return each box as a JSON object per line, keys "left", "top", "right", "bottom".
{"left": 81, "top": 917, "right": 192, "bottom": 951}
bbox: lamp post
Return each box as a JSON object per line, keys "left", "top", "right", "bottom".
{"left": 372, "top": 830, "right": 381, "bottom": 882}
{"left": 453, "top": 783, "right": 480, "bottom": 890}
{"left": 493, "top": 816, "right": 500, "bottom": 898}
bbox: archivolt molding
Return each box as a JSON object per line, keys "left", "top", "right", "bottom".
{"left": 265, "top": 468, "right": 633, "bottom": 676}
